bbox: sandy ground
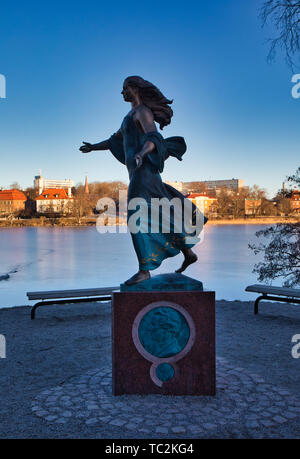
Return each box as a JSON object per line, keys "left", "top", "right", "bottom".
{"left": 0, "top": 299, "right": 300, "bottom": 439}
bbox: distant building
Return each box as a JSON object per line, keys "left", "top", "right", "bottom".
{"left": 183, "top": 178, "right": 244, "bottom": 192}
{"left": 165, "top": 180, "right": 184, "bottom": 192}
{"left": 290, "top": 190, "right": 300, "bottom": 213}
{"left": 245, "top": 199, "right": 262, "bottom": 216}
{"left": 35, "top": 188, "right": 73, "bottom": 214}
{"left": 199, "top": 178, "right": 244, "bottom": 191}
{"left": 187, "top": 193, "right": 217, "bottom": 214}
{"left": 0, "top": 189, "right": 27, "bottom": 215}
{"left": 34, "top": 173, "right": 74, "bottom": 197}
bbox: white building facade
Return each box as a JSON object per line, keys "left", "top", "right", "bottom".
{"left": 35, "top": 189, "right": 73, "bottom": 214}
{"left": 34, "top": 174, "right": 74, "bottom": 197}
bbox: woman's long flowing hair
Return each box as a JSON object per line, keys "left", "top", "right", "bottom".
{"left": 124, "top": 76, "right": 173, "bottom": 130}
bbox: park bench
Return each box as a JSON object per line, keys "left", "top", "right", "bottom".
{"left": 245, "top": 284, "right": 300, "bottom": 315}
{"left": 27, "top": 286, "right": 119, "bottom": 320}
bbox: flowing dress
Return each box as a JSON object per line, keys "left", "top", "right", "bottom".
{"left": 107, "top": 111, "right": 207, "bottom": 271}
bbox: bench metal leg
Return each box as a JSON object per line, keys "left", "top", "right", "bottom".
{"left": 254, "top": 295, "right": 265, "bottom": 315}
{"left": 31, "top": 296, "right": 112, "bottom": 320}
{"left": 253, "top": 294, "right": 300, "bottom": 315}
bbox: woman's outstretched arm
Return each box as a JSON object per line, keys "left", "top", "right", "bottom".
{"left": 79, "top": 130, "right": 123, "bottom": 153}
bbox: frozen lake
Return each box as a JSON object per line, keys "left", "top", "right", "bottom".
{"left": 0, "top": 225, "right": 269, "bottom": 308}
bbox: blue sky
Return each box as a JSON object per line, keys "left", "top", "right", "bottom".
{"left": 0, "top": 0, "right": 299, "bottom": 197}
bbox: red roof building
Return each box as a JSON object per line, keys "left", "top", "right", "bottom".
{"left": 35, "top": 188, "right": 73, "bottom": 214}
{"left": 290, "top": 190, "right": 300, "bottom": 213}
{"left": 0, "top": 189, "right": 27, "bottom": 215}
{"left": 36, "top": 188, "right": 71, "bottom": 200}
{"left": 187, "top": 193, "right": 217, "bottom": 213}
{"left": 245, "top": 199, "right": 262, "bottom": 216}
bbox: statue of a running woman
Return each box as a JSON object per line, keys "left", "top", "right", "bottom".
{"left": 80, "top": 76, "right": 207, "bottom": 285}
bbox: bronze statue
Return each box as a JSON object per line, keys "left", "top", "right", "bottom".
{"left": 80, "top": 76, "right": 206, "bottom": 285}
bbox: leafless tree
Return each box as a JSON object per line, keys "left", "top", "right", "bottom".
{"left": 261, "top": 0, "right": 300, "bottom": 69}
{"left": 9, "top": 182, "right": 21, "bottom": 190}
{"left": 249, "top": 223, "right": 300, "bottom": 286}
{"left": 288, "top": 166, "right": 300, "bottom": 185}
{"left": 216, "top": 188, "right": 234, "bottom": 217}
{"left": 24, "top": 187, "right": 37, "bottom": 200}
{"left": 249, "top": 166, "right": 300, "bottom": 286}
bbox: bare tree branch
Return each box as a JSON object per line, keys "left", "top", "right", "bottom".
{"left": 260, "top": 0, "right": 300, "bottom": 69}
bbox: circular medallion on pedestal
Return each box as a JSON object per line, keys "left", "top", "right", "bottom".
{"left": 132, "top": 301, "right": 195, "bottom": 387}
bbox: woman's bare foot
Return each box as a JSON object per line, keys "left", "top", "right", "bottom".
{"left": 175, "top": 249, "right": 198, "bottom": 274}
{"left": 124, "top": 270, "right": 150, "bottom": 286}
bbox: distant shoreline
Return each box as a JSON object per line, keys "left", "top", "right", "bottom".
{"left": 0, "top": 216, "right": 299, "bottom": 228}
{"left": 206, "top": 218, "right": 300, "bottom": 225}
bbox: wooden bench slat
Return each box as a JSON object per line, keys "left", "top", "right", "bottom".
{"left": 245, "top": 284, "right": 300, "bottom": 298}
{"left": 27, "top": 287, "right": 119, "bottom": 301}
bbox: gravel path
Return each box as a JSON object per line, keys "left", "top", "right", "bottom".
{"left": 0, "top": 299, "right": 300, "bottom": 438}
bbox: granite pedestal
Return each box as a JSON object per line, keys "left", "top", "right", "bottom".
{"left": 112, "top": 273, "right": 215, "bottom": 396}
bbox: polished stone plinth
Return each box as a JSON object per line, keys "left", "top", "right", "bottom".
{"left": 112, "top": 274, "right": 215, "bottom": 396}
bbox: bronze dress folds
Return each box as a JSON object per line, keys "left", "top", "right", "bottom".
{"left": 107, "top": 111, "right": 208, "bottom": 271}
